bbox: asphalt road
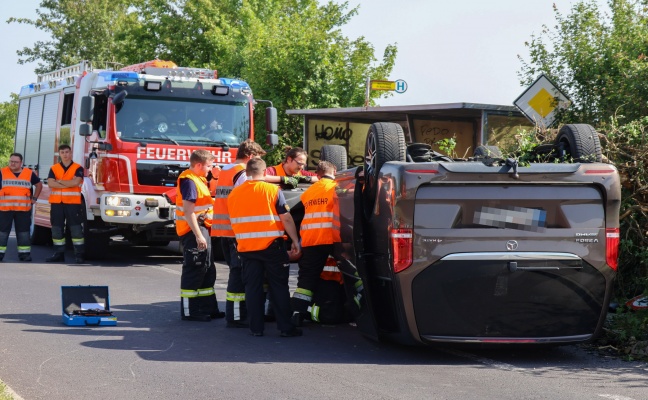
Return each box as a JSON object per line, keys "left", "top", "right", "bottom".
{"left": 0, "top": 237, "right": 646, "bottom": 400}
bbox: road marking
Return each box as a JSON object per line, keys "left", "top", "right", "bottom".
{"left": 147, "top": 265, "right": 181, "bottom": 275}
{"left": 599, "top": 395, "right": 637, "bottom": 400}
{"left": 440, "top": 348, "right": 526, "bottom": 373}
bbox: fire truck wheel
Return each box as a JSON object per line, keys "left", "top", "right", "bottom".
{"left": 30, "top": 225, "right": 52, "bottom": 246}
{"left": 83, "top": 219, "right": 110, "bottom": 260}
{"left": 84, "top": 232, "right": 109, "bottom": 260}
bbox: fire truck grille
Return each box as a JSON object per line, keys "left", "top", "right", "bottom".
{"left": 137, "top": 162, "right": 189, "bottom": 187}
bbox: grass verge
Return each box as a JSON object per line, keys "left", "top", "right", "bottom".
{"left": 0, "top": 381, "right": 16, "bottom": 400}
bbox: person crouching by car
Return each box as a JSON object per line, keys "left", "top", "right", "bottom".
{"left": 227, "top": 158, "right": 302, "bottom": 337}
{"left": 176, "top": 149, "right": 224, "bottom": 322}
{"left": 264, "top": 147, "right": 318, "bottom": 189}
{"left": 290, "top": 161, "right": 341, "bottom": 326}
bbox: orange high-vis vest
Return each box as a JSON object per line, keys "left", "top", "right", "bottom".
{"left": 211, "top": 164, "right": 246, "bottom": 238}
{"left": 175, "top": 169, "right": 214, "bottom": 236}
{"left": 49, "top": 163, "right": 82, "bottom": 204}
{"left": 299, "top": 178, "right": 340, "bottom": 247}
{"left": 227, "top": 180, "right": 285, "bottom": 252}
{"left": 270, "top": 163, "right": 303, "bottom": 177}
{"left": 0, "top": 167, "right": 34, "bottom": 212}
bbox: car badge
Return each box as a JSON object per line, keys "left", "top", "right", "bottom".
{"left": 506, "top": 240, "right": 518, "bottom": 251}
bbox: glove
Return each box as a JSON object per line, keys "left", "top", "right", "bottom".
{"left": 296, "top": 175, "right": 313, "bottom": 184}
{"left": 280, "top": 176, "right": 299, "bottom": 189}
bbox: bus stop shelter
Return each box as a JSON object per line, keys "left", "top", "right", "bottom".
{"left": 286, "top": 102, "right": 532, "bottom": 169}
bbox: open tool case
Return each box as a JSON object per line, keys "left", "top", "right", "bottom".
{"left": 61, "top": 285, "right": 117, "bottom": 326}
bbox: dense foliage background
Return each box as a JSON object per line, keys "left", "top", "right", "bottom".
{"left": 519, "top": 0, "right": 648, "bottom": 357}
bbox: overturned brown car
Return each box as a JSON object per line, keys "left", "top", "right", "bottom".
{"left": 332, "top": 122, "right": 621, "bottom": 346}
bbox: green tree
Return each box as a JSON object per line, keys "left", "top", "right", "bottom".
{"left": 518, "top": 0, "right": 648, "bottom": 125}
{"left": 7, "top": 0, "right": 145, "bottom": 72}
{"left": 0, "top": 95, "right": 18, "bottom": 166}
{"left": 9, "top": 0, "right": 397, "bottom": 154}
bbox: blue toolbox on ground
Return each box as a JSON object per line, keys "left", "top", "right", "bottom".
{"left": 61, "top": 286, "right": 117, "bottom": 326}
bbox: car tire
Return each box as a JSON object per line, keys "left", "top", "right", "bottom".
{"left": 555, "top": 124, "right": 602, "bottom": 162}
{"left": 320, "top": 144, "right": 347, "bottom": 171}
{"left": 363, "top": 122, "right": 407, "bottom": 218}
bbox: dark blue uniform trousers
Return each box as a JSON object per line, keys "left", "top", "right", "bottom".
{"left": 240, "top": 238, "right": 295, "bottom": 334}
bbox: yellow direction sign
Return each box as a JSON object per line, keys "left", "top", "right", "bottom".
{"left": 514, "top": 74, "right": 570, "bottom": 127}
{"left": 370, "top": 80, "right": 396, "bottom": 91}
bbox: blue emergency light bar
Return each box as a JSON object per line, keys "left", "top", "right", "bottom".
{"left": 97, "top": 71, "right": 139, "bottom": 84}
{"left": 218, "top": 78, "right": 251, "bottom": 91}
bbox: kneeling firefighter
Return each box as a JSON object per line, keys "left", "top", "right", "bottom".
{"left": 291, "top": 161, "right": 341, "bottom": 326}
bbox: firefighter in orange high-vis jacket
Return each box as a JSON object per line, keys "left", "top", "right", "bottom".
{"left": 227, "top": 158, "right": 302, "bottom": 337}
{"left": 264, "top": 147, "right": 318, "bottom": 189}
{"left": 0, "top": 153, "right": 42, "bottom": 262}
{"left": 176, "top": 149, "right": 224, "bottom": 322}
{"left": 211, "top": 140, "right": 266, "bottom": 328}
{"left": 291, "top": 161, "right": 341, "bottom": 326}
{"left": 46, "top": 145, "right": 85, "bottom": 264}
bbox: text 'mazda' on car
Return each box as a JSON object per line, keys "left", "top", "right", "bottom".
{"left": 327, "top": 122, "right": 620, "bottom": 346}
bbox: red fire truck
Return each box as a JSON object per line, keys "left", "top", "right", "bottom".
{"left": 14, "top": 60, "right": 277, "bottom": 257}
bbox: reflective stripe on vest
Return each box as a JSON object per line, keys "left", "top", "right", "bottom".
{"left": 175, "top": 169, "right": 214, "bottom": 236}
{"left": 320, "top": 256, "right": 343, "bottom": 283}
{"left": 49, "top": 163, "right": 82, "bottom": 204}
{"left": 0, "top": 167, "right": 33, "bottom": 212}
{"left": 299, "top": 179, "right": 341, "bottom": 247}
{"left": 227, "top": 181, "right": 285, "bottom": 252}
{"left": 211, "top": 164, "right": 245, "bottom": 238}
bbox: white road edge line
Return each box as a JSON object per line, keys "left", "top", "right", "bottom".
{"left": 599, "top": 395, "right": 637, "bottom": 400}
{"left": 147, "top": 265, "right": 181, "bottom": 275}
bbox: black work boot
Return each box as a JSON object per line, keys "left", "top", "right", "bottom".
{"left": 19, "top": 254, "right": 32, "bottom": 262}
{"left": 46, "top": 253, "right": 65, "bottom": 262}
{"left": 74, "top": 256, "right": 85, "bottom": 264}
{"left": 291, "top": 311, "right": 304, "bottom": 327}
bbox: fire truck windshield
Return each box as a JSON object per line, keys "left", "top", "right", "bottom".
{"left": 115, "top": 97, "right": 250, "bottom": 146}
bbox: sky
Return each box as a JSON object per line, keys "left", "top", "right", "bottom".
{"left": 0, "top": 0, "right": 607, "bottom": 107}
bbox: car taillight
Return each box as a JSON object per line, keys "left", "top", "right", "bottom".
{"left": 391, "top": 228, "right": 413, "bottom": 273}
{"left": 606, "top": 228, "right": 620, "bottom": 271}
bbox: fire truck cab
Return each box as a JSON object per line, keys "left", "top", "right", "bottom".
{"left": 14, "top": 60, "right": 276, "bottom": 257}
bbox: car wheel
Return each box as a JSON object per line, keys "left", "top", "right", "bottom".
{"left": 555, "top": 124, "right": 602, "bottom": 162}
{"left": 320, "top": 144, "right": 347, "bottom": 171}
{"left": 363, "top": 122, "right": 406, "bottom": 218}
